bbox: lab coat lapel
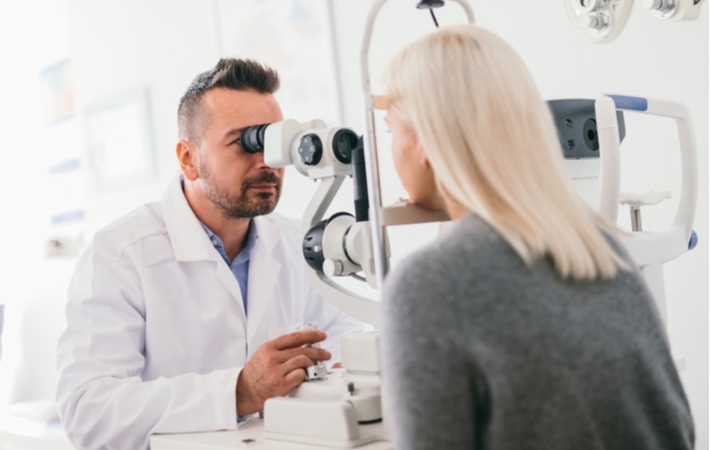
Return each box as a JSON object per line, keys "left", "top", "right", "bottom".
{"left": 246, "top": 216, "right": 282, "bottom": 344}
{"left": 163, "top": 173, "right": 216, "bottom": 261}
{"left": 162, "top": 173, "right": 247, "bottom": 319}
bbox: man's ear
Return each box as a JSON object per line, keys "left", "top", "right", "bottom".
{"left": 176, "top": 139, "right": 199, "bottom": 181}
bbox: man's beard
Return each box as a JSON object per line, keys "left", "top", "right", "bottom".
{"left": 200, "top": 162, "right": 282, "bottom": 219}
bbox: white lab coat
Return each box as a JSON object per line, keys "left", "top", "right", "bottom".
{"left": 56, "top": 174, "right": 362, "bottom": 450}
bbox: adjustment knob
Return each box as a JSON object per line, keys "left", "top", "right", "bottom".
{"left": 643, "top": 0, "right": 673, "bottom": 11}
{"left": 298, "top": 133, "right": 323, "bottom": 166}
{"left": 577, "top": 0, "right": 601, "bottom": 13}
{"left": 323, "top": 259, "right": 344, "bottom": 277}
{"left": 580, "top": 13, "right": 606, "bottom": 29}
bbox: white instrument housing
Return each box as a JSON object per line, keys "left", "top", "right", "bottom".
{"left": 644, "top": 0, "right": 706, "bottom": 20}
{"left": 592, "top": 94, "right": 697, "bottom": 325}
{"left": 565, "top": 0, "right": 634, "bottom": 44}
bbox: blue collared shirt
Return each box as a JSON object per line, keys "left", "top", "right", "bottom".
{"left": 200, "top": 221, "right": 258, "bottom": 315}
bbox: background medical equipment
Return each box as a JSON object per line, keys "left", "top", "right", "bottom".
{"left": 565, "top": 0, "right": 706, "bottom": 44}
{"left": 549, "top": 99, "right": 629, "bottom": 213}
{"left": 596, "top": 95, "right": 697, "bottom": 324}
{"left": 550, "top": 95, "right": 698, "bottom": 327}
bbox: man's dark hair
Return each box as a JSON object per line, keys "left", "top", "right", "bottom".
{"left": 178, "top": 58, "right": 280, "bottom": 142}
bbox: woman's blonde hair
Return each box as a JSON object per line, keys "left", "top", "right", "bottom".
{"left": 383, "top": 25, "right": 628, "bottom": 280}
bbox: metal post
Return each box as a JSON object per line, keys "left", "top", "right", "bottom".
{"left": 630, "top": 206, "right": 642, "bottom": 232}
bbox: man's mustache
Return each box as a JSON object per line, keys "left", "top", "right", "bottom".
{"left": 243, "top": 172, "right": 282, "bottom": 188}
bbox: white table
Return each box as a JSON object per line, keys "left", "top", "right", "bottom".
{"left": 0, "top": 420, "right": 74, "bottom": 450}
{"left": 150, "top": 417, "right": 393, "bottom": 450}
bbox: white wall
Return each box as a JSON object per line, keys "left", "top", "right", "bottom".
{"left": 0, "top": 0, "right": 75, "bottom": 407}
{"left": 64, "top": 0, "right": 222, "bottom": 235}
{"left": 331, "top": 1, "right": 708, "bottom": 448}
{"left": 0, "top": 0, "right": 226, "bottom": 409}
{"left": 51, "top": 0, "right": 709, "bottom": 447}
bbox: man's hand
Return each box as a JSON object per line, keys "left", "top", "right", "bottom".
{"left": 236, "top": 330, "right": 331, "bottom": 416}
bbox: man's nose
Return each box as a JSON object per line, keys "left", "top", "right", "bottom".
{"left": 251, "top": 151, "right": 270, "bottom": 169}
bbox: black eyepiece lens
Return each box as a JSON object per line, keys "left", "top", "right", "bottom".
{"left": 332, "top": 129, "right": 358, "bottom": 164}
{"left": 240, "top": 123, "right": 270, "bottom": 153}
{"left": 582, "top": 118, "right": 599, "bottom": 151}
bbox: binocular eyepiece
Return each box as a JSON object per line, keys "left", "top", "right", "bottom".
{"left": 239, "top": 122, "right": 360, "bottom": 168}
{"left": 239, "top": 124, "right": 270, "bottom": 154}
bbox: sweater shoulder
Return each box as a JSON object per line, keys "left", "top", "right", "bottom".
{"left": 394, "top": 214, "right": 512, "bottom": 280}
{"left": 385, "top": 214, "right": 509, "bottom": 308}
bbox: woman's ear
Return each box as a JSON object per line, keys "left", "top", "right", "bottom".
{"left": 415, "top": 139, "right": 432, "bottom": 168}
{"left": 176, "top": 139, "right": 199, "bottom": 181}
{"left": 419, "top": 153, "right": 431, "bottom": 168}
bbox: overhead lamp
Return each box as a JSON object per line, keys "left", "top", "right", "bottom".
{"left": 644, "top": 0, "right": 706, "bottom": 21}
{"left": 565, "top": 0, "right": 634, "bottom": 44}
{"left": 416, "top": 0, "right": 445, "bottom": 9}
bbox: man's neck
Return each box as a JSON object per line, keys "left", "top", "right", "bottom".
{"left": 184, "top": 181, "right": 251, "bottom": 261}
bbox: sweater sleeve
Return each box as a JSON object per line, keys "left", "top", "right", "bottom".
{"left": 381, "top": 257, "right": 485, "bottom": 450}
{"left": 56, "top": 236, "right": 241, "bottom": 450}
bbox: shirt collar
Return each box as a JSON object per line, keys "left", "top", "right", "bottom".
{"left": 200, "top": 219, "right": 259, "bottom": 265}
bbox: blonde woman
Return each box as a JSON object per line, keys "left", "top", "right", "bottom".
{"left": 380, "top": 25, "right": 693, "bottom": 449}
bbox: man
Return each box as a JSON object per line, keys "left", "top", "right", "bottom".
{"left": 56, "top": 59, "right": 362, "bottom": 450}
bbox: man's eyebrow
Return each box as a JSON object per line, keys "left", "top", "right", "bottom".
{"left": 223, "top": 128, "right": 244, "bottom": 140}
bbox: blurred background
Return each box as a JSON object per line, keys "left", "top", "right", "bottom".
{"left": 0, "top": 1, "right": 706, "bottom": 449}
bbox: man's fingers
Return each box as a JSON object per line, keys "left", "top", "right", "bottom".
{"left": 301, "top": 346, "right": 331, "bottom": 362}
{"left": 275, "top": 346, "right": 331, "bottom": 364}
{"left": 280, "top": 354, "right": 316, "bottom": 376}
{"left": 272, "top": 330, "right": 327, "bottom": 350}
{"left": 283, "top": 367, "right": 307, "bottom": 391}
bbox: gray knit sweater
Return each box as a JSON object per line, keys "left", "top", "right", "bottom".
{"left": 381, "top": 213, "right": 694, "bottom": 450}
